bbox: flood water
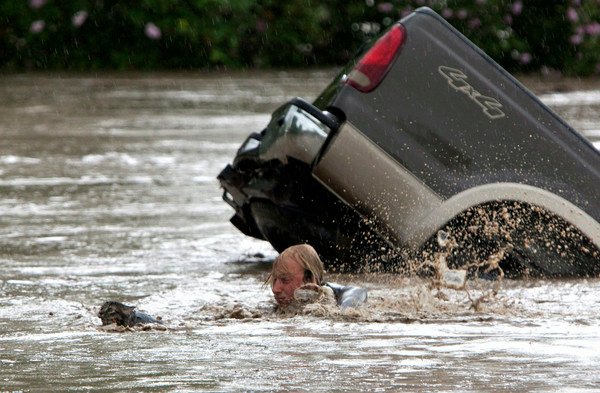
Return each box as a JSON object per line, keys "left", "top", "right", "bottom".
{"left": 1, "top": 71, "right": 599, "bottom": 392}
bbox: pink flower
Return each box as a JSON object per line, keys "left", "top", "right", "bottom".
{"left": 456, "top": 9, "right": 468, "bottom": 20}
{"left": 519, "top": 52, "right": 532, "bottom": 64}
{"left": 476, "top": 0, "right": 487, "bottom": 4}
{"left": 468, "top": 18, "right": 482, "bottom": 29}
{"left": 585, "top": 22, "right": 600, "bottom": 36}
{"left": 570, "top": 34, "right": 583, "bottom": 45}
{"left": 29, "top": 20, "right": 45, "bottom": 33}
{"left": 566, "top": 7, "right": 579, "bottom": 23}
{"left": 401, "top": 7, "right": 413, "bottom": 18}
{"left": 504, "top": 14, "right": 513, "bottom": 25}
{"left": 441, "top": 8, "right": 453, "bottom": 19}
{"left": 377, "top": 2, "right": 394, "bottom": 13}
{"left": 144, "top": 22, "right": 161, "bottom": 40}
{"left": 72, "top": 11, "right": 88, "bottom": 28}
{"left": 511, "top": 1, "right": 523, "bottom": 15}
{"left": 29, "top": 0, "right": 47, "bottom": 10}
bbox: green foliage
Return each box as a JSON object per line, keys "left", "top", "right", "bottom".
{"left": 1, "top": 0, "right": 599, "bottom": 75}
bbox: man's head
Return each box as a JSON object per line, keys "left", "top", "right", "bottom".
{"left": 266, "top": 244, "right": 325, "bottom": 307}
{"left": 98, "top": 301, "right": 136, "bottom": 326}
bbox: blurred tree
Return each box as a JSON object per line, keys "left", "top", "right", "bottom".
{"left": 0, "top": 0, "right": 598, "bottom": 75}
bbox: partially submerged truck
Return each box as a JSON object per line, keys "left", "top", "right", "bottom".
{"left": 218, "top": 7, "right": 600, "bottom": 277}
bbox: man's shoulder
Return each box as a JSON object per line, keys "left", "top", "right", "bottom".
{"left": 323, "top": 282, "right": 368, "bottom": 309}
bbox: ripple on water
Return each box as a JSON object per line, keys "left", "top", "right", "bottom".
{"left": 0, "top": 175, "right": 154, "bottom": 187}
{"left": 0, "top": 155, "right": 41, "bottom": 165}
{"left": 540, "top": 89, "right": 600, "bottom": 106}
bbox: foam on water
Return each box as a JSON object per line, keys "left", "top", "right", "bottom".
{"left": 96, "top": 114, "right": 269, "bottom": 134}
{"left": 540, "top": 89, "right": 600, "bottom": 106}
{"left": 0, "top": 155, "right": 41, "bottom": 165}
{"left": 78, "top": 152, "right": 140, "bottom": 166}
{"left": 0, "top": 175, "right": 154, "bottom": 187}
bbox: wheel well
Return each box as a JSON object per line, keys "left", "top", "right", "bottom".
{"left": 416, "top": 200, "right": 600, "bottom": 277}
{"left": 408, "top": 182, "right": 600, "bottom": 252}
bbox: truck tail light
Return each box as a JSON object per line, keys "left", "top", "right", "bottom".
{"left": 346, "top": 24, "right": 407, "bottom": 93}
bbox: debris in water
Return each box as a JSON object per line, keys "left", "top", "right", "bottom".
{"left": 437, "top": 229, "right": 450, "bottom": 248}
{"left": 98, "top": 301, "right": 164, "bottom": 331}
{"left": 434, "top": 253, "right": 467, "bottom": 290}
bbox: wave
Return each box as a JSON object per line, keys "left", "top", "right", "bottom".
{"left": 0, "top": 155, "right": 42, "bottom": 165}
{"left": 0, "top": 175, "right": 154, "bottom": 187}
{"left": 540, "top": 90, "right": 600, "bottom": 106}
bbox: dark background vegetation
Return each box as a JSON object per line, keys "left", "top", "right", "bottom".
{"left": 1, "top": 0, "right": 600, "bottom": 75}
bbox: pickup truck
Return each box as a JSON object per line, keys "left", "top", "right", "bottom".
{"left": 218, "top": 7, "right": 600, "bottom": 277}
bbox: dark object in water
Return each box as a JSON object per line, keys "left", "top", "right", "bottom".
{"left": 98, "top": 301, "right": 162, "bottom": 327}
{"left": 217, "top": 7, "right": 600, "bottom": 276}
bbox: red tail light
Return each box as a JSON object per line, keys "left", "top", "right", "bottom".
{"left": 346, "top": 24, "right": 407, "bottom": 93}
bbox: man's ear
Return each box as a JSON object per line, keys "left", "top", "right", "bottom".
{"left": 303, "top": 270, "right": 313, "bottom": 283}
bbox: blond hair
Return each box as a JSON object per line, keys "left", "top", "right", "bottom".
{"left": 266, "top": 244, "right": 325, "bottom": 286}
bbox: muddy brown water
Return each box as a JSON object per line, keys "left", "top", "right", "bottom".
{"left": 0, "top": 71, "right": 599, "bottom": 392}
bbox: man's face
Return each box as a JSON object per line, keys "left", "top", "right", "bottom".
{"left": 271, "top": 256, "right": 306, "bottom": 307}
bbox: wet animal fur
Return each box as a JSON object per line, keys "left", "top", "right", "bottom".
{"left": 98, "top": 301, "right": 161, "bottom": 327}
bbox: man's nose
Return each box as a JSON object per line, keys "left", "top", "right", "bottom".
{"left": 272, "top": 281, "right": 282, "bottom": 294}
